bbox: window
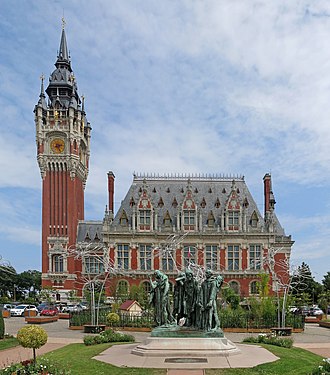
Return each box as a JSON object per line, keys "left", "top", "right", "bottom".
{"left": 249, "top": 245, "right": 261, "bottom": 270}
{"left": 116, "top": 280, "right": 129, "bottom": 296}
{"left": 205, "top": 245, "right": 218, "bottom": 270}
{"left": 250, "top": 280, "right": 259, "bottom": 295}
{"left": 53, "top": 255, "right": 63, "bottom": 273}
{"left": 139, "top": 245, "right": 152, "bottom": 270}
{"left": 227, "top": 245, "right": 240, "bottom": 271}
{"left": 183, "top": 210, "right": 195, "bottom": 226}
{"left": 84, "top": 256, "right": 104, "bottom": 274}
{"left": 183, "top": 246, "right": 197, "bottom": 267}
{"left": 141, "top": 280, "right": 151, "bottom": 294}
{"left": 139, "top": 210, "right": 151, "bottom": 225}
{"left": 162, "top": 252, "right": 174, "bottom": 271}
{"left": 229, "top": 280, "right": 240, "bottom": 294}
{"left": 117, "top": 244, "right": 129, "bottom": 270}
{"left": 207, "top": 211, "right": 215, "bottom": 227}
{"left": 250, "top": 211, "right": 258, "bottom": 228}
{"left": 163, "top": 211, "right": 172, "bottom": 227}
{"left": 228, "top": 211, "right": 239, "bottom": 226}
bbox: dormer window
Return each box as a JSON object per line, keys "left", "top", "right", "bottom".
{"left": 138, "top": 192, "right": 152, "bottom": 231}
{"left": 158, "top": 197, "right": 164, "bottom": 207}
{"left": 140, "top": 210, "right": 151, "bottom": 225}
{"left": 201, "top": 197, "right": 206, "bottom": 208}
{"left": 207, "top": 211, "right": 215, "bottom": 227}
{"left": 250, "top": 211, "right": 258, "bottom": 228}
{"left": 215, "top": 198, "right": 221, "bottom": 208}
{"left": 120, "top": 211, "right": 128, "bottom": 226}
{"left": 163, "top": 211, "right": 172, "bottom": 227}
{"left": 228, "top": 211, "right": 239, "bottom": 226}
{"left": 183, "top": 192, "right": 196, "bottom": 231}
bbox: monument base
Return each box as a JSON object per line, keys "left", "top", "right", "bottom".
{"left": 132, "top": 326, "right": 240, "bottom": 357}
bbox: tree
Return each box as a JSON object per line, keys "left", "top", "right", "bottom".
{"left": 17, "top": 326, "right": 48, "bottom": 365}
{"left": 291, "top": 262, "right": 322, "bottom": 304}
{"left": 0, "top": 265, "right": 17, "bottom": 299}
{"left": 322, "top": 272, "right": 330, "bottom": 292}
{"left": 16, "top": 270, "right": 41, "bottom": 299}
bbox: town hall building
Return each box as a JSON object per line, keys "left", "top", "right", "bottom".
{"left": 35, "top": 25, "right": 293, "bottom": 301}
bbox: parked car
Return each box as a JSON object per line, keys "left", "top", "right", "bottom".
{"left": 62, "top": 304, "right": 83, "bottom": 313}
{"left": 10, "top": 304, "right": 38, "bottom": 317}
{"left": 40, "top": 306, "right": 58, "bottom": 316}
{"left": 0, "top": 304, "right": 14, "bottom": 311}
{"left": 76, "top": 303, "right": 88, "bottom": 310}
{"left": 309, "top": 307, "right": 324, "bottom": 316}
{"left": 37, "top": 302, "right": 49, "bottom": 313}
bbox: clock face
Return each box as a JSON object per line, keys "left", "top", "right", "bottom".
{"left": 50, "top": 138, "right": 65, "bottom": 154}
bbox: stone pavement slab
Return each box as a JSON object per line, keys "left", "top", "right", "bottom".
{"left": 93, "top": 342, "right": 279, "bottom": 369}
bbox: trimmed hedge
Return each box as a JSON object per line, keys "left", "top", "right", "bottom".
{"left": 83, "top": 329, "right": 135, "bottom": 346}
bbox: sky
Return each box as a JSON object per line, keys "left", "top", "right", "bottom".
{"left": 0, "top": 1, "right": 330, "bottom": 282}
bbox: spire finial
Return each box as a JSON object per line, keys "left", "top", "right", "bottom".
{"left": 81, "top": 94, "right": 85, "bottom": 112}
{"left": 62, "top": 16, "right": 66, "bottom": 30}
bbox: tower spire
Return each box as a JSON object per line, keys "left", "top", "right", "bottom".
{"left": 57, "top": 18, "right": 69, "bottom": 63}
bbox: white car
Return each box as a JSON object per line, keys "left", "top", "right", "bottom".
{"left": 62, "top": 304, "right": 83, "bottom": 313}
{"left": 10, "top": 304, "right": 38, "bottom": 317}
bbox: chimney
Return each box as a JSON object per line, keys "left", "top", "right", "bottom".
{"left": 108, "top": 171, "right": 115, "bottom": 213}
{"left": 263, "top": 173, "right": 271, "bottom": 216}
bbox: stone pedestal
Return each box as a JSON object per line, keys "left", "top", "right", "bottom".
{"left": 131, "top": 325, "right": 240, "bottom": 357}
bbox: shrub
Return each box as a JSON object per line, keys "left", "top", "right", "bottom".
{"left": 107, "top": 312, "right": 120, "bottom": 327}
{"left": 243, "top": 333, "right": 293, "bottom": 348}
{"left": 83, "top": 329, "right": 135, "bottom": 346}
{"left": 0, "top": 310, "right": 4, "bottom": 339}
{"left": 17, "top": 325, "right": 48, "bottom": 364}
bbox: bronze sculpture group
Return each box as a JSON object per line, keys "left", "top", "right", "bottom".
{"left": 149, "top": 269, "right": 223, "bottom": 332}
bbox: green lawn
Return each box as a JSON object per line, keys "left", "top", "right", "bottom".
{"left": 206, "top": 344, "right": 323, "bottom": 374}
{"left": 43, "top": 343, "right": 166, "bottom": 375}
{"left": 0, "top": 337, "right": 19, "bottom": 351}
{"left": 40, "top": 342, "right": 324, "bottom": 375}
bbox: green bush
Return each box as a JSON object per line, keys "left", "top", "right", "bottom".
{"left": 83, "top": 329, "right": 135, "bottom": 346}
{"left": 106, "top": 312, "right": 120, "bottom": 327}
{"left": 243, "top": 333, "right": 293, "bottom": 348}
{"left": 17, "top": 325, "right": 48, "bottom": 364}
{"left": 0, "top": 311, "right": 4, "bottom": 339}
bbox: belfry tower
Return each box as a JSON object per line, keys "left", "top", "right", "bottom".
{"left": 34, "top": 21, "right": 91, "bottom": 296}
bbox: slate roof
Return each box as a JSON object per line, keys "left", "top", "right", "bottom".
{"left": 110, "top": 174, "right": 285, "bottom": 235}
{"left": 77, "top": 220, "right": 103, "bottom": 242}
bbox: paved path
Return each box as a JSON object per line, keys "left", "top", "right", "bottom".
{"left": 1, "top": 318, "right": 330, "bottom": 370}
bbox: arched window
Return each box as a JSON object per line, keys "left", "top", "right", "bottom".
{"left": 229, "top": 280, "right": 240, "bottom": 295}
{"left": 116, "top": 280, "right": 129, "bottom": 296}
{"left": 250, "top": 281, "right": 259, "bottom": 295}
{"left": 140, "top": 280, "right": 151, "bottom": 294}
